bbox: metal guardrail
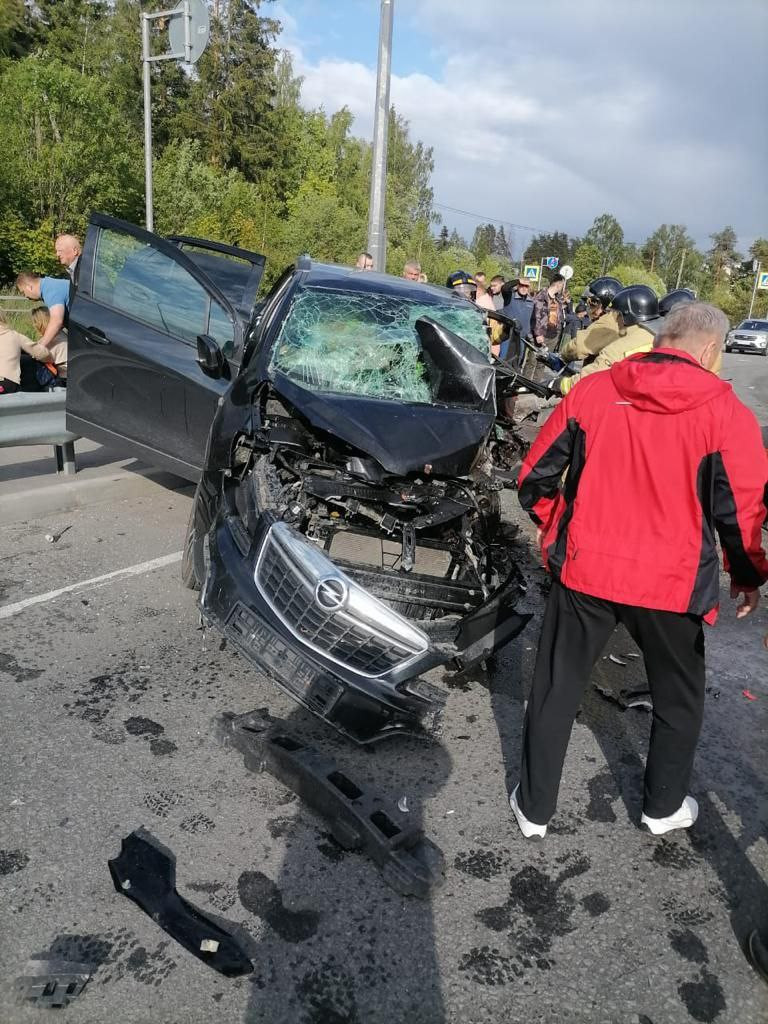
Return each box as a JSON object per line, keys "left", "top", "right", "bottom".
{"left": 0, "top": 391, "right": 80, "bottom": 475}
{"left": 0, "top": 293, "right": 29, "bottom": 313}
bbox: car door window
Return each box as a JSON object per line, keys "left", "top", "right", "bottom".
{"left": 92, "top": 227, "right": 234, "bottom": 352}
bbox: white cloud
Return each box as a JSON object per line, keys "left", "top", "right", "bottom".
{"left": 276, "top": 0, "right": 768, "bottom": 253}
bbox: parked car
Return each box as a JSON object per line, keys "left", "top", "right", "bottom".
{"left": 68, "top": 214, "right": 531, "bottom": 745}
{"left": 725, "top": 319, "right": 768, "bottom": 356}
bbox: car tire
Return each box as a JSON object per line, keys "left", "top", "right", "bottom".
{"left": 181, "top": 500, "right": 204, "bottom": 591}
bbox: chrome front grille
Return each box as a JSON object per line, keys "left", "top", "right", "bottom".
{"left": 255, "top": 523, "right": 428, "bottom": 677}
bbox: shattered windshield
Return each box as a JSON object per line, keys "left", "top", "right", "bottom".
{"left": 270, "top": 286, "right": 490, "bottom": 403}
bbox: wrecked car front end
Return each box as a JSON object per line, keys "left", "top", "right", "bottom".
{"left": 196, "top": 266, "right": 530, "bottom": 743}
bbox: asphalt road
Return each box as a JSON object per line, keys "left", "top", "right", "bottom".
{"left": 0, "top": 353, "right": 766, "bottom": 1024}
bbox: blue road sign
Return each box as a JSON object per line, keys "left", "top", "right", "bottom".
{"left": 758, "top": 272, "right": 768, "bottom": 291}
{"left": 544, "top": 257, "right": 559, "bottom": 269}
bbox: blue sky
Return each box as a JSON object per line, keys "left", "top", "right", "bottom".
{"left": 271, "top": 1, "right": 442, "bottom": 78}
{"left": 272, "top": 0, "right": 768, "bottom": 257}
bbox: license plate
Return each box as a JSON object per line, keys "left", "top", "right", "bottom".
{"left": 226, "top": 603, "right": 341, "bottom": 706}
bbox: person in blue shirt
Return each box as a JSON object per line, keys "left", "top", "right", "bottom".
{"left": 16, "top": 271, "right": 70, "bottom": 351}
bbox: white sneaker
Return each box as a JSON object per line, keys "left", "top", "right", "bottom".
{"left": 509, "top": 785, "right": 547, "bottom": 839}
{"left": 641, "top": 796, "right": 699, "bottom": 836}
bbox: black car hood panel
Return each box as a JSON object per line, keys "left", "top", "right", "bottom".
{"left": 271, "top": 373, "right": 494, "bottom": 476}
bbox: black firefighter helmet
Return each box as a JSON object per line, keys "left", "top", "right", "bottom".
{"left": 659, "top": 288, "right": 696, "bottom": 316}
{"left": 587, "top": 276, "right": 623, "bottom": 308}
{"left": 612, "top": 284, "right": 659, "bottom": 327}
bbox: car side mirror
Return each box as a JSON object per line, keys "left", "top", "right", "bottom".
{"left": 196, "top": 334, "right": 226, "bottom": 379}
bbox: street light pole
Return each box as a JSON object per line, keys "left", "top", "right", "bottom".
{"left": 748, "top": 261, "right": 762, "bottom": 318}
{"left": 366, "top": 0, "right": 394, "bottom": 273}
{"left": 141, "top": 13, "right": 154, "bottom": 231}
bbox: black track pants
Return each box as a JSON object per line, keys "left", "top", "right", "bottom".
{"left": 519, "top": 580, "right": 706, "bottom": 825}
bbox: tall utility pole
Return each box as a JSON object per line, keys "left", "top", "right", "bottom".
{"left": 366, "top": 0, "right": 394, "bottom": 273}
{"left": 675, "top": 249, "right": 686, "bottom": 289}
{"left": 748, "top": 262, "right": 762, "bottom": 318}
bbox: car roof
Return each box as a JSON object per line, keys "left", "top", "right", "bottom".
{"left": 300, "top": 261, "right": 460, "bottom": 304}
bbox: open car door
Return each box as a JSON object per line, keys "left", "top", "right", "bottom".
{"left": 167, "top": 236, "right": 265, "bottom": 327}
{"left": 67, "top": 214, "right": 264, "bottom": 482}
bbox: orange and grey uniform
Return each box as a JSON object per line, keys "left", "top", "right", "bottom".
{"left": 560, "top": 309, "right": 621, "bottom": 363}
{"left": 559, "top": 323, "right": 724, "bottom": 395}
{"left": 559, "top": 323, "right": 655, "bottom": 395}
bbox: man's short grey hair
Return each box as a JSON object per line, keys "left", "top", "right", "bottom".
{"left": 403, "top": 260, "right": 421, "bottom": 273}
{"left": 654, "top": 302, "right": 729, "bottom": 350}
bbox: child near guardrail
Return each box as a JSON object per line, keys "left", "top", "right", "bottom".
{"left": 0, "top": 308, "right": 67, "bottom": 394}
{"left": 29, "top": 307, "right": 67, "bottom": 388}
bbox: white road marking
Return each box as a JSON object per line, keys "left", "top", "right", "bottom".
{"left": 0, "top": 551, "right": 183, "bottom": 620}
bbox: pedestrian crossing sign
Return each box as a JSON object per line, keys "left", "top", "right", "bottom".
{"left": 758, "top": 272, "right": 768, "bottom": 290}
{"left": 523, "top": 264, "right": 540, "bottom": 281}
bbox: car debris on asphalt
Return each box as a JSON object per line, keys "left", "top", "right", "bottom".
{"left": 108, "top": 829, "right": 253, "bottom": 978}
{"left": 14, "top": 959, "right": 92, "bottom": 1009}
{"left": 219, "top": 708, "right": 446, "bottom": 898}
{"left": 593, "top": 682, "right": 653, "bottom": 712}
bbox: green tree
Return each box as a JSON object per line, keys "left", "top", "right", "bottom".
{"left": 570, "top": 242, "right": 602, "bottom": 294}
{"left": 0, "top": 0, "right": 34, "bottom": 57}
{"left": 471, "top": 223, "right": 496, "bottom": 263}
{"left": 523, "top": 231, "right": 577, "bottom": 269}
{"left": 437, "top": 225, "right": 450, "bottom": 250}
{"left": 493, "top": 225, "right": 511, "bottom": 260}
{"left": 641, "top": 224, "right": 696, "bottom": 288}
{"left": 176, "top": 0, "right": 279, "bottom": 177}
{"left": 0, "top": 56, "right": 142, "bottom": 239}
{"left": 584, "top": 214, "right": 624, "bottom": 274}
{"left": 707, "top": 226, "right": 740, "bottom": 288}
{"left": 607, "top": 263, "right": 667, "bottom": 295}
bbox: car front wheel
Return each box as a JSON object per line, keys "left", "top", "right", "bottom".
{"left": 181, "top": 500, "right": 205, "bottom": 591}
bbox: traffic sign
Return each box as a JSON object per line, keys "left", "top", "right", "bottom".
{"left": 544, "top": 257, "right": 559, "bottom": 269}
{"left": 168, "top": 0, "right": 210, "bottom": 65}
{"left": 758, "top": 272, "right": 768, "bottom": 291}
{"left": 560, "top": 265, "right": 574, "bottom": 281}
{"left": 523, "top": 264, "right": 540, "bottom": 282}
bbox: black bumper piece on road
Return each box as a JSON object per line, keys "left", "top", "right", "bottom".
{"left": 109, "top": 829, "right": 253, "bottom": 977}
{"left": 221, "top": 709, "right": 445, "bottom": 899}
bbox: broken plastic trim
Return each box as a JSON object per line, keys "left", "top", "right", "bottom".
{"left": 14, "top": 960, "right": 92, "bottom": 1009}
{"left": 593, "top": 683, "right": 653, "bottom": 711}
{"left": 108, "top": 829, "right": 253, "bottom": 977}
{"left": 221, "top": 710, "right": 445, "bottom": 898}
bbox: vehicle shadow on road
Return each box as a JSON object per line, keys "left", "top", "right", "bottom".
{"left": 233, "top": 703, "right": 453, "bottom": 1024}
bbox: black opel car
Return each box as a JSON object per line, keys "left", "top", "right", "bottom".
{"left": 68, "top": 214, "right": 529, "bottom": 744}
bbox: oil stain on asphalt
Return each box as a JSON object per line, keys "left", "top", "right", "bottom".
{"left": 461, "top": 852, "right": 592, "bottom": 985}
{"left": 0, "top": 849, "right": 29, "bottom": 874}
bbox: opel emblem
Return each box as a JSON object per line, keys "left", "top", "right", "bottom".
{"left": 314, "top": 578, "right": 347, "bottom": 612}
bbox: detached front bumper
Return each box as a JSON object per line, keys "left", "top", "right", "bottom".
{"left": 201, "top": 513, "right": 529, "bottom": 744}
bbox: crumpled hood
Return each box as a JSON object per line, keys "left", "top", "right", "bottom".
{"left": 272, "top": 372, "right": 495, "bottom": 476}
{"left": 610, "top": 347, "right": 730, "bottom": 414}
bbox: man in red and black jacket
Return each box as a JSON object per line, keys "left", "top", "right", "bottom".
{"left": 512, "top": 302, "right": 768, "bottom": 839}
